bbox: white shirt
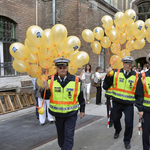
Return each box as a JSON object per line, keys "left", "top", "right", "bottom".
{"left": 141, "top": 68, "right": 148, "bottom": 73}
{"left": 31, "top": 78, "right": 36, "bottom": 90}
{"left": 94, "top": 72, "right": 101, "bottom": 83}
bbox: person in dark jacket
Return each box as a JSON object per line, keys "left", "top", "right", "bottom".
{"left": 42, "top": 57, "right": 85, "bottom": 150}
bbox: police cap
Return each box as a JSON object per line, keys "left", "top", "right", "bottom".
{"left": 53, "top": 57, "right": 70, "bottom": 66}
{"left": 146, "top": 53, "right": 150, "bottom": 62}
{"left": 122, "top": 56, "right": 134, "bottom": 63}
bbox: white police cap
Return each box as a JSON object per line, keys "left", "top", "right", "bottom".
{"left": 122, "top": 56, "right": 134, "bottom": 63}
{"left": 53, "top": 57, "right": 70, "bottom": 66}
{"left": 146, "top": 53, "right": 150, "bottom": 62}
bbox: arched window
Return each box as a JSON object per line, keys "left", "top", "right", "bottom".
{"left": 0, "top": 16, "right": 17, "bottom": 77}
{"left": 137, "top": 2, "right": 150, "bottom": 21}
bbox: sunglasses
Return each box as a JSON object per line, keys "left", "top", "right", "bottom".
{"left": 58, "top": 66, "right": 67, "bottom": 70}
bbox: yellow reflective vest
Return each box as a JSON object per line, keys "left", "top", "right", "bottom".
{"left": 48, "top": 75, "right": 80, "bottom": 113}
{"left": 141, "top": 72, "right": 150, "bottom": 107}
{"left": 105, "top": 86, "right": 113, "bottom": 97}
{"left": 112, "top": 69, "right": 138, "bottom": 102}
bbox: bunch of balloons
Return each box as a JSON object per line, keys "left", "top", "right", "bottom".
{"left": 82, "top": 9, "right": 150, "bottom": 69}
{"left": 10, "top": 24, "right": 89, "bottom": 88}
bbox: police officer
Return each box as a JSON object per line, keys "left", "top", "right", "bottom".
{"left": 42, "top": 57, "right": 85, "bottom": 150}
{"left": 135, "top": 53, "right": 150, "bottom": 150}
{"left": 103, "top": 56, "right": 139, "bottom": 149}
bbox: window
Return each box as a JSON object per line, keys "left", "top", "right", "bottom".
{"left": 99, "top": 48, "right": 105, "bottom": 72}
{"left": 0, "top": 16, "right": 17, "bottom": 77}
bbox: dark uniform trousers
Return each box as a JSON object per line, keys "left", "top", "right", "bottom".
{"left": 142, "top": 112, "right": 150, "bottom": 150}
{"left": 106, "top": 97, "right": 113, "bottom": 125}
{"left": 112, "top": 101, "right": 134, "bottom": 144}
{"left": 55, "top": 114, "right": 77, "bottom": 150}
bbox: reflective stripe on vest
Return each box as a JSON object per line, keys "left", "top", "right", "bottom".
{"left": 142, "top": 72, "right": 150, "bottom": 107}
{"left": 105, "top": 86, "right": 113, "bottom": 96}
{"left": 113, "top": 69, "right": 138, "bottom": 101}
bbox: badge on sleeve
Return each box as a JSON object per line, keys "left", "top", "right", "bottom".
{"left": 68, "top": 92, "right": 72, "bottom": 99}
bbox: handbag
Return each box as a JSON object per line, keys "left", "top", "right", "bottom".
{"left": 91, "top": 74, "right": 100, "bottom": 87}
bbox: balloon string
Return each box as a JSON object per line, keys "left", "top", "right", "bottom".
{"left": 54, "top": 46, "right": 59, "bottom": 57}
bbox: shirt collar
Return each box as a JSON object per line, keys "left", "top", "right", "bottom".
{"left": 123, "top": 69, "right": 131, "bottom": 75}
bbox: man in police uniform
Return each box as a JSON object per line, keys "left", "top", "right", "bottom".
{"left": 135, "top": 53, "right": 150, "bottom": 150}
{"left": 42, "top": 57, "right": 85, "bottom": 150}
{"left": 103, "top": 56, "right": 139, "bottom": 149}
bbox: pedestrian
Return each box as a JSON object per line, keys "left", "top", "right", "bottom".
{"left": 137, "top": 63, "right": 142, "bottom": 72}
{"left": 141, "top": 64, "right": 148, "bottom": 73}
{"left": 35, "top": 79, "right": 54, "bottom": 125}
{"left": 80, "top": 63, "right": 92, "bottom": 104}
{"left": 103, "top": 56, "right": 139, "bottom": 149}
{"left": 135, "top": 53, "right": 150, "bottom": 150}
{"left": 42, "top": 57, "right": 85, "bottom": 150}
{"left": 95, "top": 66, "right": 106, "bottom": 105}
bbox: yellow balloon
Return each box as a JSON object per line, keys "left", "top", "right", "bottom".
{"left": 110, "top": 55, "right": 121, "bottom": 69}
{"left": 68, "top": 64, "right": 78, "bottom": 75}
{"left": 126, "top": 40, "right": 134, "bottom": 51}
{"left": 132, "top": 20, "right": 145, "bottom": 36}
{"left": 71, "top": 51, "right": 89, "bottom": 68}
{"left": 109, "top": 28, "right": 119, "bottom": 43}
{"left": 56, "top": 42, "right": 64, "bottom": 57}
{"left": 27, "top": 64, "right": 42, "bottom": 78}
{"left": 27, "top": 51, "right": 38, "bottom": 63}
{"left": 101, "top": 15, "right": 113, "bottom": 30}
{"left": 25, "top": 38, "right": 39, "bottom": 54}
{"left": 48, "top": 64, "right": 56, "bottom": 76}
{"left": 124, "top": 9, "right": 136, "bottom": 25}
{"left": 146, "top": 31, "right": 150, "bottom": 43}
{"left": 133, "top": 39, "right": 145, "bottom": 49}
{"left": 62, "top": 36, "right": 81, "bottom": 54}
{"left": 37, "top": 77, "right": 44, "bottom": 88}
{"left": 111, "top": 43, "right": 121, "bottom": 54}
{"left": 93, "top": 27, "right": 104, "bottom": 40}
{"left": 101, "top": 36, "right": 111, "bottom": 48}
{"left": 114, "top": 12, "right": 124, "bottom": 27}
{"left": 125, "top": 23, "right": 134, "bottom": 35}
{"left": 65, "top": 50, "right": 79, "bottom": 61}
{"left": 9, "top": 42, "right": 28, "bottom": 60}
{"left": 26, "top": 25, "right": 43, "bottom": 48}
{"left": 117, "top": 24, "right": 125, "bottom": 34}
{"left": 38, "top": 107, "right": 45, "bottom": 115}
{"left": 136, "top": 29, "right": 146, "bottom": 40}
{"left": 50, "top": 24, "right": 68, "bottom": 45}
{"left": 39, "top": 46, "right": 53, "bottom": 60}
{"left": 145, "top": 19, "right": 150, "bottom": 33}
{"left": 90, "top": 41, "right": 101, "bottom": 54}
{"left": 118, "top": 49, "right": 130, "bottom": 59}
{"left": 13, "top": 59, "right": 30, "bottom": 73}
{"left": 39, "top": 57, "right": 53, "bottom": 69}
{"left": 119, "top": 33, "right": 126, "bottom": 44}
{"left": 126, "top": 33, "right": 135, "bottom": 41}
{"left": 82, "top": 29, "right": 94, "bottom": 43}
{"left": 42, "top": 29, "right": 53, "bottom": 49}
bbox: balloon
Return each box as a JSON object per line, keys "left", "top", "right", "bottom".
{"left": 118, "top": 49, "right": 130, "bottom": 59}
{"left": 82, "top": 29, "right": 94, "bottom": 43}
{"left": 27, "top": 64, "right": 42, "bottom": 78}
{"left": 71, "top": 51, "right": 89, "bottom": 68}
{"left": 56, "top": 42, "right": 64, "bottom": 57}
{"left": 114, "top": 34, "right": 121, "bottom": 44}
{"left": 26, "top": 25, "right": 43, "bottom": 48}
{"left": 114, "top": 12, "right": 124, "bottom": 27}
{"left": 101, "top": 36, "right": 111, "bottom": 48}
{"left": 27, "top": 51, "right": 38, "bottom": 63}
{"left": 132, "top": 20, "right": 145, "bottom": 36}
{"left": 39, "top": 56, "right": 53, "bottom": 69}
{"left": 50, "top": 24, "right": 68, "bottom": 45}
{"left": 13, "top": 59, "right": 30, "bottom": 73}
{"left": 62, "top": 36, "right": 81, "bottom": 54}
{"left": 38, "top": 107, "right": 44, "bottom": 115}
{"left": 93, "top": 27, "right": 104, "bottom": 40}
{"left": 126, "top": 33, "right": 135, "bottom": 41}
{"left": 65, "top": 50, "right": 79, "bottom": 60}
{"left": 146, "top": 31, "right": 150, "bottom": 43}
{"left": 133, "top": 39, "right": 145, "bottom": 49}
{"left": 37, "top": 77, "right": 44, "bottom": 88}
{"left": 125, "top": 23, "right": 134, "bottom": 35}
{"left": 105, "top": 29, "right": 110, "bottom": 37}
{"left": 126, "top": 40, "right": 134, "bottom": 51}
{"left": 124, "top": 9, "right": 136, "bottom": 25}
{"left": 25, "top": 38, "right": 39, "bottom": 54}
{"left": 136, "top": 29, "right": 146, "bottom": 40}
{"left": 9, "top": 42, "right": 28, "bottom": 60}
{"left": 110, "top": 55, "right": 121, "bottom": 69}
{"left": 48, "top": 64, "right": 56, "bottom": 76}
{"left": 117, "top": 24, "right": 125, "bottom": 34}
{"left": 111, "top": 43, "right": 121, "bottom": 54}
{"left": 90, "top": 41, "right": 102, "bottom": 54}
{"left": 145, "top": 19, "right": 150, "bottom": 33}
{"left": 101, "top": 15, "right": 113, "bottom": 30}
{"left": 119, "top": 33, "right": 126, "bottom": 44}
{"left": 42, "top": 29, "right": 53, "bottom": 49}
{"left": 109, "top": 28, "right": 119, "bottom": 43}
{"left": 68, "top": 64, "right": 78, "bottom": 75}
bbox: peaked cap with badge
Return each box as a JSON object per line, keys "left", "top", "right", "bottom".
{"left": 53, "top": 57, "right": 70, "bottom": 66}
{"left": 122, "top": 56, "right": 134, "bottom": 63}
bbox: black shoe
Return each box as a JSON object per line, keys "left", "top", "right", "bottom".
{"left": 124, "top": 143, "right": 131, "bottom": 149}
{"left": 50, "top": 121, "right": 55, "bottom": 124}
{"left": 109, "top": 124, "right": 113, "bottom": 127}
{"left": 114, "top": 133, "right": 119, "bottom": 139}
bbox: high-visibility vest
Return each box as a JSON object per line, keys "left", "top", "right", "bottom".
{"left": 112, "top": 69, "right": 138, "bottom": 102}
{"left": 141, "top": 72, "right": 150, "bottom": 107}
{"left": 105, "top": 86, "right": 113, "bottom": 97}
{"left": 48, "top": 75, "right": 80, "bottom": 113}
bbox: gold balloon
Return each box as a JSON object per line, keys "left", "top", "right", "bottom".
{"left": 48, "top": 64, "right": 56, "bottom": 76}
{"left": 117, "top": 24, "right": 125, "bottom": 34}
{"left": 110, "top": 55, "right": 121, "bottom": 69}
{"left": 82, "top": 29, "right": 94, "bottom": 43}
{"left": 133, "top": 39, "right": 145, "bottom": 50}
{"left": 26, "top": 25, "right": 43, "bottom": 48}
{"left": 119, "top": 33, "right": 126, "bottom": 44}
{"left": 27, "top": 51, "right": 38, "bottom": 63}
{"left": 101, "top": 15, "right": 113, "bottom": 30}
{"left": 9, "top": 42, "right": 28, "bottom": 60}
{"left": 25, "top": 38, "right": 39, "bottom": 54}
{"left": 90, "top": 41, "right": 101, "bottom": 54}
{"left": 125, "top": 23, "right": 134, "bottom": 35}
{"left": 105, "top": 29, "right": 110, "bottom": 37}
{"left": 124, "top": 9, "right": 136, "bottom": 25}
{"left": 126, "top": 40, "right": 134, "bottom": 51}
{"left": 56, "top": 42, "right": 64, "bottom": 57}
{"left": 50, "top": 24, "right": 68, "bottom": 45}
{"left": 62, "top": 36, "right": 81, "bottom": 54}
{"left": 65, "top": 50, "right": 79, "bottom": 60}
{"left": 13, "top": 59, "right": 30, "bottom": 73}
{"left": 68, "top": 64, "right": 78, "bottom": 75}
{"left": 101, "top": 36, "right": 111, "bottom": 48}
{"left": 71, "top": 51, "right": 89, "bottom": 68}
{"left": 109, "top": 28, "right": 119, "bottom": 43}
{"left": 42, "top": 29, "right": 53, "bottom": 49}
{"left": 132, "top": 20, "right": 145, "bottom": 36}
{"left": 93, "top": 27, "right": 104, "bottom": 40}
{"left": 145, "top": 19, "right": 150, "bottom": 33}
{"left": 118, "top": 49, "right": 130, "bottom": 59}
{"left": 114, "top": 12, "right": 124, "bottom": 27}
{"left": 38, "top": 107, "right": 45, "bottom": 115}
{"left": 126, "top": 33, "right": 135, "bottom": 41}
{"left": 39, "top": 56, "right": 53, "bottom": 69}
{"left": 146, "top": 31, "right": 150, "bottom": 43}
{"left": 111, "top": 43, "right": 121, "bottom": 54}
{"left": 37, "top": 77, "right": 44, "bottom": 88}
{"left": 136, "top": 29, "right": 146, "bottom": 40}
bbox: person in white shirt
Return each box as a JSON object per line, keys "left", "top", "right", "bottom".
{"left": 141, "top": 64, "right": 148, "bottom": 73}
